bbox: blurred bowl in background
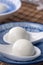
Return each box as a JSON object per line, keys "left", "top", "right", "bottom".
{"left": 0, "top": 0, "right": 21, "bottom": 21}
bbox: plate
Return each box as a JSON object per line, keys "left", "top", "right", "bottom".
{"left": 0, "top": 22, "right": 43, "bottom": 64}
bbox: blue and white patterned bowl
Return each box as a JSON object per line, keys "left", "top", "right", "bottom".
{"left": 0, "top": 0, "right": 21, "bottom": 20}
{"left": 0, "top": 22, "right": 43, "bottom": 64}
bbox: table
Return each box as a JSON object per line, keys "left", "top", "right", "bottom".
{"left": 0, "top": 2, "right": 43, "bottom": 65}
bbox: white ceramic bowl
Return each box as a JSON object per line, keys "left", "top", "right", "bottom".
{"left": 0, "top": 0, "right": 21, "bottom": 21}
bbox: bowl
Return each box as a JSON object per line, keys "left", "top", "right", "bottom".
{"left": 0, "top": 0, "right": 21, "bottom": 21}
{"left": 0, "top": 22, "right": 43, "bottom": 64}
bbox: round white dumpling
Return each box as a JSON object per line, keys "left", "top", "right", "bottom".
{"left": 12, "top": 39, "right": 35, "bottom": 56}
{"left": 0, "top": 3, "right": 7, "bottom": 13}
{"left": 7, "top": 27, "right": 30, "bottom": 43}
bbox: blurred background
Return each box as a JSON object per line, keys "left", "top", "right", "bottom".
{"left": 0, "top": 0, "right": 43, "bottom": 24}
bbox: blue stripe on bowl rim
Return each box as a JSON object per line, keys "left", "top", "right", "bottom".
{"left": 0, "top": 21, "right": 43, "bottom": 32}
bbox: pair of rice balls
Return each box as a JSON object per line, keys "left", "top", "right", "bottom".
{"left": 5, "top": 27, "right": 35, "bottom": 56}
